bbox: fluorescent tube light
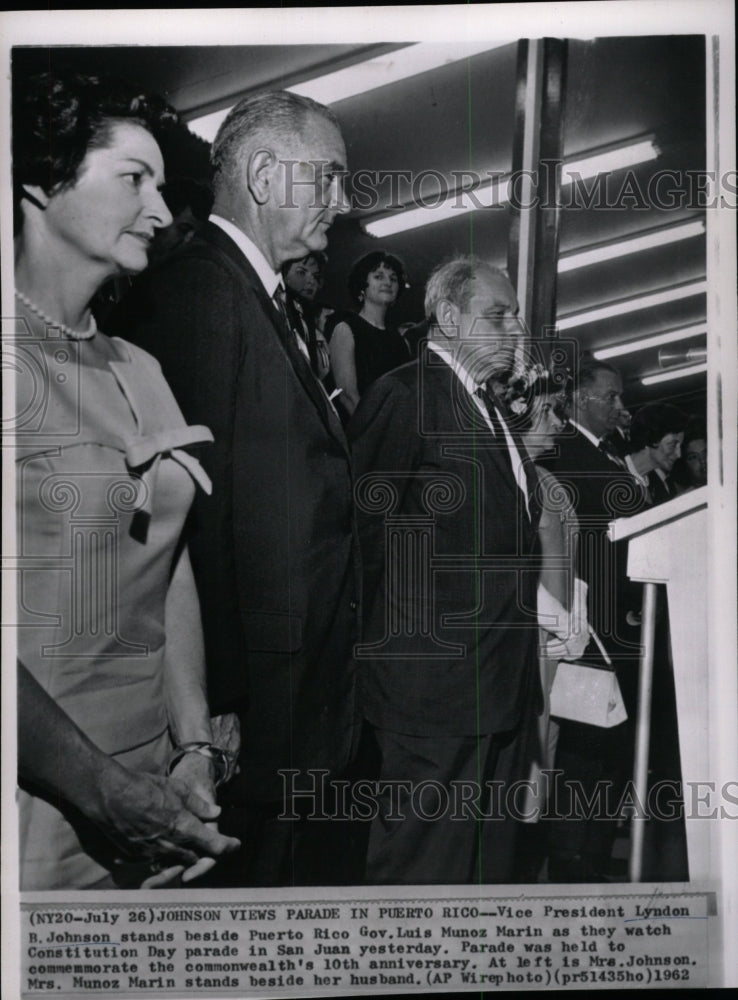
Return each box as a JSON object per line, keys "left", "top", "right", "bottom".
{"left": 556, "top": 280, "right": 707, "bottom": 331}
{"left": 188, "top": 42, "right": 507, "bottom": 143}
{"left": 641, "top": 363, "right": 708, "bottom": 386}
{"left": 363, "top": 138, "right": 659, "bottom": 239}
{"left": 558, "top": 219, "right": 705, "bottom": 273}
{"left": 294, "top": 41, "right": 508, "bottom": 105}
{"left": 592, "top": 323, "right": 707, "bottom": 360}
{"left": 364, "top": 177, "right": 511, "bottom": 238}
{"left": 562, "top": 139, "right": 658, "bottom": 184}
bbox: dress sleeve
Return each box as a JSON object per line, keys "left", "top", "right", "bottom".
{"left": 535, "top": 467, "right": 578, "bottom": 612}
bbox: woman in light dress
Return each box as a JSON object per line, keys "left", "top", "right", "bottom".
{"left": 13, "top": 71, "right": 239, "bottom": 889}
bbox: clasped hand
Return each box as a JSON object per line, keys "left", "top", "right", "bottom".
{"left": 99, "top": 755, "right": 239, "bottom": 888}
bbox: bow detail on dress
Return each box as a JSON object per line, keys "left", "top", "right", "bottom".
{"left": 124, "top": 425, "right": 214, "bottom": 511}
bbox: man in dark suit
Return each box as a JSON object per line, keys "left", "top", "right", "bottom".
{"left": 542, "top": 360, "right": 646, "bottom": 881}
{"left": 349, "top": 257, "right": 541, "bottom": 884}
{"left": 109, "top": 91, "right": 359, "bottom": 885}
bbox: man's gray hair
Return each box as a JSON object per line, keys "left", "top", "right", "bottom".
{"left": 424, "top": 255, "right": 510, "bottom": 323}
{"left": 573, "top": 359, "right": 621, "bottom": 395}
{"left": 211, "top": 90, "right": 340, "bottom": 191}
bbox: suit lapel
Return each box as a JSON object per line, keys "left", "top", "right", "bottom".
{"left": 423, "top": 348, "right": 519, "bottom": 502}
{"left": 203, "top": 223, "right": 348, "bottom": 452}
{"left": 270, "top": 292, "right": 348, "bottom": 442}
{"left": 425, "top": 354, "right": 538, "bottom": 547}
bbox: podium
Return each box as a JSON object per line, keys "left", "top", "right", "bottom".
{"left": 609, "top": 486, "right": 709, "bottom": 881}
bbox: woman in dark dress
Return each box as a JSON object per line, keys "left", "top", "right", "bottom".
{"left": 328, "top": 251, "right": 409, "bottom": 417}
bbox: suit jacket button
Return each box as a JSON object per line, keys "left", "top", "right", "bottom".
{"left": 350, "top": 600, "right": 357, "bottom": 612}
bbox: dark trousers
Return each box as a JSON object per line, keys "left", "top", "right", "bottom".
{"left": 365, "top": 724, "right": 530, "bottom": 885}
{"left": 199, "top": 779, "right": 366, "bottom": 888}
{"left": 547, "top": 642, "right": 639, "bottom": 876}
{"left": 197, "top": 718, "right": 375, "bottom": 888}
{"left": 547, "top": 715, "right": 634, "bottom": 871}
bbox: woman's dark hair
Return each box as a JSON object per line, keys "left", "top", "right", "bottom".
{"left": 682, "top": 417, "right": 706, "bottom": 450}
{"left": 671, "top": 416, "right": 707, "bottom": 487}
{"left": 347, "top": 251, "right": 406, "bottom": 304}
{"left": 630, "top": 402, "right": 688, "bottom": 452}
{"left": 281, "top": 251, "right": 328, "bottom": 283}
{"left": 12, "top": 70, "right": 178, "bottom": 224}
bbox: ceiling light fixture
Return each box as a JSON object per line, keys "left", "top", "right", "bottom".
{"left": 556, "top": 280, "right": 707, "bottom": 331}
{"left": 363, "top": 177, "right": 511, "bottom": 238}
{"left": 188, "top": 41, "right": 508, "bottom": 143}
{"left": 558, "top": 219, "right": 705, "bottom": 273}
{"left": 592, "top": 322, "right": 707, "bottom": 360}
{"left": 561, "top": 139, "right": 658, "bottom": 183}
{"left": 641, "top": 363, "right": 708, "bottom": 386}
{"left": 294, "top": 41, "right": 509, "bottom": 104}
{"left": 363, "top": 137, "right": 659, "bottom": 239}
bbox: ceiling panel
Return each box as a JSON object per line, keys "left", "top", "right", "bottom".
{"left": 559, "top": 293, "right": 707, "bottom": 375}
{"left": 11, "top": 37, "right": 708, "bottom": 411}
{"left": 11, "top": 44, "right": 390, "bottom": 113}
{"left": 557, "top": 234, "right": 707, "bottom": 314}
{"left": 335, "top": 43, "right": 519, "bottom": 215}
{"left": 564, "top": 36, "right": 706, "bottom": 159}
{"left": 558, "top": 203, "right": 703, "bottom": 254}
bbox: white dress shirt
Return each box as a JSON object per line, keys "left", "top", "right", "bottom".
{"left": 569, "top": 418, "right": 602, "bottom": 450}
{"left": 210, "top": 214, "right": 314, "bottom": 361}
{"left": 209, "top": 214, "right": 281, "bottom": 299}
{"left": 625, "top": 453, "right": 650, "bottom": 490}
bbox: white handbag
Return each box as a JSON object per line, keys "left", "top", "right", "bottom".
{"left": 549, "top": 629, "right": 628, "bottom": 728}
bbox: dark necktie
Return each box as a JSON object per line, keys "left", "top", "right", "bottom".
{"left": 598, "top": 437, "right": 626, "bottom": 469}
{"left": 476, "top": 387, "right": 540, "bottom": 524}
{"left": 274, "top": 283, "right": 340, "bottom": 420}
{"left": 476, "top": 387, "right": 513, "bottom": 470}
{"left": 273, "top": 283, "right": 292, "bottom": 332}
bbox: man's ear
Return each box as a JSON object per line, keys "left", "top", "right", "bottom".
{"left": 435, "top": 297, "right": 460, "bottom": 338}
{"left": 247, "top": 147, "right": 278, "bottom": 206}
{"left": 20, "top": 185, "right": 51, "bottom": 210}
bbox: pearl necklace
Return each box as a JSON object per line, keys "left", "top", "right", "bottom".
{"left": 15, "top": 289, "right": 97, "bottom": 341}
